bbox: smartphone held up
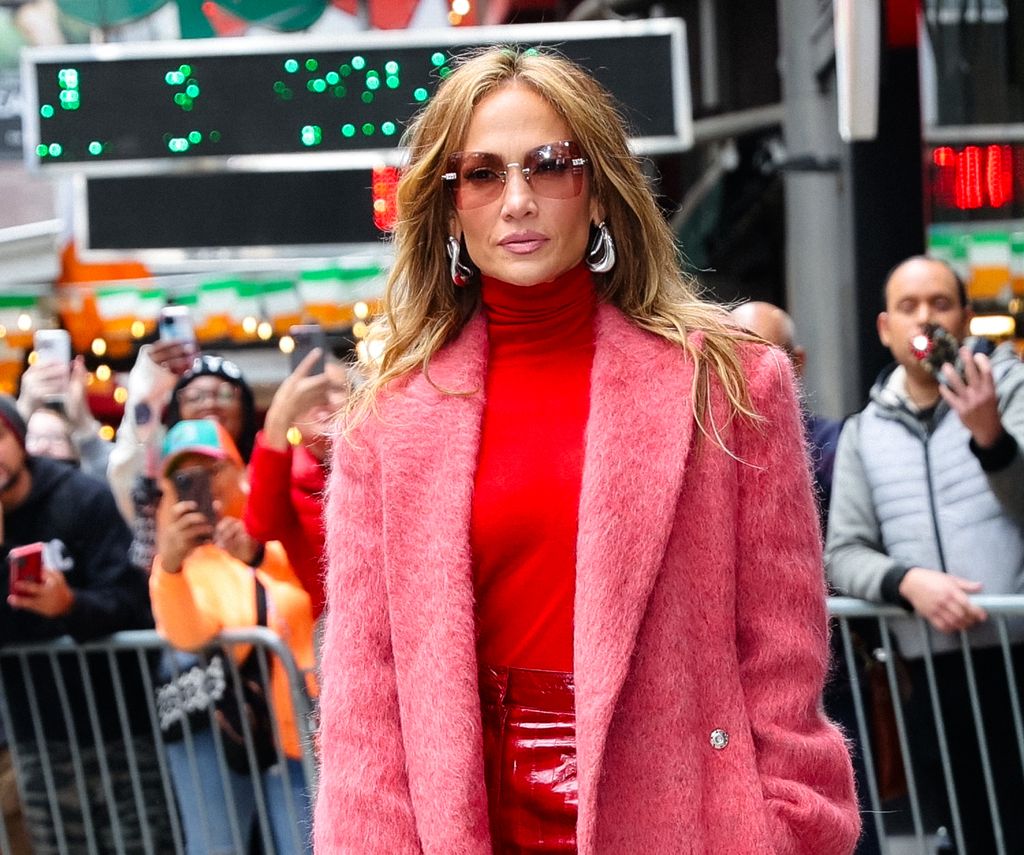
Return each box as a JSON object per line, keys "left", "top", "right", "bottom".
{"left": 8, "top": 542, "right": 45, "bottom": 596}
{"left": 32, "top": 329, "right": 72, "bottom": 403}
{"left": 172, "top": 466, "right": 217, "bottom": 529}
{"left": 289, "top": 324, "right": 326, "bottom": 375}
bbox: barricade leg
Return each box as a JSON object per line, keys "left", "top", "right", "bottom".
{"left": 905, "top": 645, "right": 1024, "bottom": 854}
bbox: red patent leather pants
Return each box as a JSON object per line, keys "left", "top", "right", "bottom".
{"left": 479, "top": 665, "right": 578, "bottom": 855}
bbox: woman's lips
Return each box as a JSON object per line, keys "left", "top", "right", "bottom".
{"left": 499, "top": 234, "right": 547, "bottom": 254}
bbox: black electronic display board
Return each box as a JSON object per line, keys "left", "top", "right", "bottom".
{"left": 22, "top": 19, "right": 691, "bottom": 172}
{"left": 80, "top": 169, "right": 385, "bottom": 257}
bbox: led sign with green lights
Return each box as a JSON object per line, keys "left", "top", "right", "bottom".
{"left": 21, "top": 19, "right": 692, "bottom": 171}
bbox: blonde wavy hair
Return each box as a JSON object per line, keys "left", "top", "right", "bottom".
{"left": 351, "top": 46, "right": 758, "bottom": 436}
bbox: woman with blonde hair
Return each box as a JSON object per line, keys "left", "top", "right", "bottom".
{"left": 315, "top": 46, "right": 860, "bottom": 854}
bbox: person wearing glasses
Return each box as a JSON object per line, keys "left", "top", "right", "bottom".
{"left": 314, "top": 47, "right": 859, "bottom": 855}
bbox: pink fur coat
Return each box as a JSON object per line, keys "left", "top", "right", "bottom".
{"left": 314, "top": 305, "right": 860, "bottom": 854}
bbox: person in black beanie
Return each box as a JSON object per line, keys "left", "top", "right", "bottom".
{"left": 108, "top": 343, "right": 257, "bottom": 572}
{"left": 0, "top": 393, "right": 175, "bottom": 853}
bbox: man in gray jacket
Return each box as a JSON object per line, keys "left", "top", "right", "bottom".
{"left": 826, "top": 255, "right": 1024, "bottom": 853}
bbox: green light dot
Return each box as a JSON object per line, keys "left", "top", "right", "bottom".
{"left": 273, "top": 81, "right": 286, "bottom": 92}
{"left": 179, "top": 64, "right": 192, "bottom": 76}
{"left": 174, "top": 93, "right": 186, "bottom": 105}
{"left": 332, "top": 85, "right": 346, "bottom": 98}
{"left": 167, "top": 137, "right": 190, "bottom": 153}
{"left": 48, "top": 143, "right": 62, "bottom": 157}
{"left": 57, "top": 68, "right": 79, "bottom": 89}
{"left": 430, "top": 52, "right": 445, "bottom": 67}
{"left": 381, "top": 121, "right": 396, "bottom": 136}
{"left": 284, "top": 59, "right": 299, "bottom": 73}
{"left": 341, "top": 124, "right": 356, "bottom": 138}
{"left": 325, "top": 71, "right": 339, "bottom": 85}
{"left": 386, "top": 75, "right": 400, "bottom": 89}
{"left": 385, "top": 60, "right": 399, "bottom": 74}
{"left": 281, "top": 89, "right": 294, "bottom": 100}
{"left": 305, "top": 58, "right": 318, "bottom": 71}
{"left": 36, "top": 144, "right": 48, "bottom": 157}
{"left": 181, "top": 101, "right": 194, "bottom": 112}
{"left": 340, "top": 64, "right": 352, "bottom": 77}
{"left": 188, "top": 131, "right": 202, "bottom": 144}
{"left": 352, "top": 56, "right": 366, "bottom": 70}
{"left": 413, "top": 87, "right": 428, "bottom": 102}
{"left": 88, "top": 141, "right": 103, "bottom": 155}
{"left": 366, "top": 69, "right": 379, "bottom": 79}
{"left": 361, "top": 91, "right": 373, "bottom": 104}
{"left": 524, "top": 48, "right": 539, "bottom": 57}
{"left": 366, "top": 77, "right": 380, "bottom": 91}
{"left": 209, "top": 130, "right": 221, "bottom": 142}
{"left": 40, "top": 105, "right": 54, "bottom": 118}
{"left": 164, "top": 72, "right": 177, "bottom": 85}
{"left": 300, "top": 124, "right": 322, "bottom": 146}
{"left": 361, "top": 123, "right": 375, "bottom": 136}
{"left": 312, "top": 79, "right": 327, "bottom": 93}
{"left": 439, "top": 66, "right": 452, "bottom": 79}
{"left": 186, "top": 84, "right": 200, "bottom": 98}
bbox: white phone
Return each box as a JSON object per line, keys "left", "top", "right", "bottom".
{"left": 158, "top": 306, "right": 197, "bottom": 346}
{"left": 33, "top": 329, "right": 72, "bottom": 367}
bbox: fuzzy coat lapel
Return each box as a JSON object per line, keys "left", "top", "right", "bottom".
{"left": 376, "top": 306, "right": 694, "bottom": 849}
{"left": 573, "top": 306, "right": 694, "bottom": 846}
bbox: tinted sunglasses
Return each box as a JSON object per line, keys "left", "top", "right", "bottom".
{"left": 442, "top": 140, "right": 589, "bottom": 210}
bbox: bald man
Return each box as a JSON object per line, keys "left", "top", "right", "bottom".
{"left": 730, "top": 301, "right": 840, "bottom": 528}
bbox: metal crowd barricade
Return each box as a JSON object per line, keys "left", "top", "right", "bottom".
{"left": 829, "top": 595, "right": 1024, "bottom": 855}
{"left": 0, "top": 628, "right": 316, "bottom": 855}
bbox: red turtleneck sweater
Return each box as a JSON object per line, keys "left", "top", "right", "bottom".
{"left": 471, "top": 263, "right": 596, "bottom": 672}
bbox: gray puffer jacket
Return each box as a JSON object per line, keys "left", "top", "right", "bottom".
{"left": 825, "top": 344, "right": 1024, "bottom": 658}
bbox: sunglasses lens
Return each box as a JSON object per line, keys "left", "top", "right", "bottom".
{"left": 448, "top": 152, "right": 505, "bottom": 210}
{"left": 524, "top": 142, "right": 586, "bottom": 200}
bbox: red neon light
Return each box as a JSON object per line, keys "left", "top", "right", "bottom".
{"left": 930, "top": 144, "right": 1020, "bottom": 211}
{"left": 932, "top": 146, "right": 957, "bottom": 208}
{"left": 985, "top": 144, "right": 1014, "bottom": 208}
{"left": 955, "top": 146, "right": 984, "bottom": 210}
{"left": 371, "top": 166, "right": 400, "bottom": 232}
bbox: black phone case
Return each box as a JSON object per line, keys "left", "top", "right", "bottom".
{"left": 172, "top": 469, "right": 216, "bottom": 524}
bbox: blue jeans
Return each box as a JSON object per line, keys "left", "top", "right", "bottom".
{"left": 165, "top": 729, "right": 311, "bottom": 854}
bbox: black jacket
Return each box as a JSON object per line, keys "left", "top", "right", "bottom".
{"left": 0, "top": 457, "right": 155, "bottom": 743}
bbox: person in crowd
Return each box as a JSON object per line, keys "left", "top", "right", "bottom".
{"left": 731, "top": 300, "right": 880, "bottom": 855}
{"left": 729, "top": 300, "right": 842, "bottom": 525}
{"left": 826, "top": 255, "right": 1024, "bottom": 854}
{"left": 314, "top": 47, "right": 860, "bottom": 854}
{"left": 244, "top": 348, "right": 351, "bottom": 622}
{"left": 0, "top": 393, "right": 173, "bottom": 854}
{"left": 151, "top": 419, "right": 316, "bottom": 855}
{"left": 108, "top": 341, "right": 257, "bottom": 570}
{"left": 17, "top": 356, "right": 112, "bottom": 481}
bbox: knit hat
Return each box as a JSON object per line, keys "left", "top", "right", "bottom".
{"left": 0, "top": 394, "right": 27, "bottom": 449}
{"left": 162, "top": 419, "right": 244, "bottom": 475}
{"left": 164, "top": 354, "right": 257, "bottom": 461}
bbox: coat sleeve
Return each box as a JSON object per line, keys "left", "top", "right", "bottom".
{"left": 313, "top": 424, "right": 422, "bottom": 854}
{"left": 734, "top": 348, "right": 861, "bottom": 855}
{"left": 824, "top": 416, "right": 906, "bottom": 602}
{"left": 244, "top": 432, "right": 298, "bottom": 545}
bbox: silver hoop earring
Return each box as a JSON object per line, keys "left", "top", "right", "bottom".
{"left": 585, "top": 221, "right": 616, "bottom": 273}
{"left": 446, "top": 235, "right": 476, "bottom": 287}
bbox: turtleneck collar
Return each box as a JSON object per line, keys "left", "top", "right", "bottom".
{"left": 480, "top": 263, "right": 597, "bottom": 354}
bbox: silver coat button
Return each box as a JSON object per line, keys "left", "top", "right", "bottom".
{"left": 710, "top": 728, "right": 729, "bottom": 750}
